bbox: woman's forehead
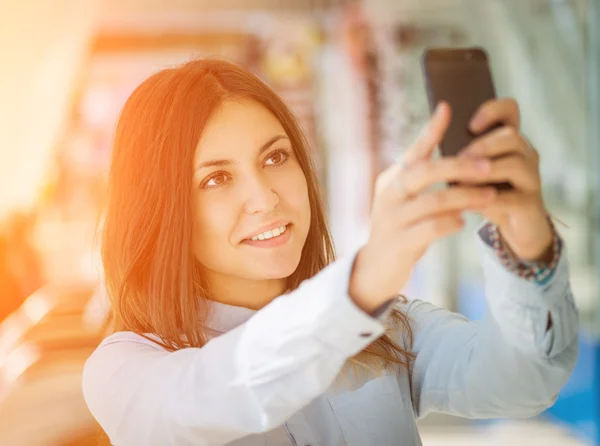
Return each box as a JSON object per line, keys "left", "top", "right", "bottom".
{"left": 195, "top": 99, "right": 286, "bottom": 160}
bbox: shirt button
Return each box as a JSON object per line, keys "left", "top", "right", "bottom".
{"left": 359, "top": 332, "right": 372, "bottom": 338}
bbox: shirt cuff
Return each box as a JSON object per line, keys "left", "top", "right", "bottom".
{"left": 371, "top": 297, "right": 398, "bottom": 320}
{"left": 476, "top": 228, "right": 569, "bottom": 303}
{"left": 477, "top": 220, "right": 563, "bottom": 285}
{"left": 273, "top": 245, "right": 388, "bottom": 358}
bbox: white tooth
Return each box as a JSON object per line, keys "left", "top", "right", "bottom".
{"left": 249, "top": 225, "right": 288, "bottom": 242}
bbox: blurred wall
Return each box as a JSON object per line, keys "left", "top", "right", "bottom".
{"left": 0, "top": 0, "right": 100, "bottom": 217}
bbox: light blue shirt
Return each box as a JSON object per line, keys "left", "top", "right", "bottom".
{"left": 82, "top": 228, "right": 579, "bottom": 445}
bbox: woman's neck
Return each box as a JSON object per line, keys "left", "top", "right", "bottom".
{"left": 206, "top": 274, "right": 287, "bottom": 311}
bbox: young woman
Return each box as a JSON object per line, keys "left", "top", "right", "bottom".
{"left": 82, "top": 59, "right": 578, "bottom": 446}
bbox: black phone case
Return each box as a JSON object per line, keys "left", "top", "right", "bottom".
{"left": 422, "top": 47, "right": 512, "bottom": 191}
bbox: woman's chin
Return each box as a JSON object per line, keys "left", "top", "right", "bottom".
{"left": 259, "top": 267, "right": 297, "bottom": 281}
{"left": 252, "top": 258, "right": 300, "bottom": 280}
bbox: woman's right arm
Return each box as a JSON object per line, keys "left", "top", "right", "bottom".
{"left": 82, "top": 252, "right": 387, "bottom": 446}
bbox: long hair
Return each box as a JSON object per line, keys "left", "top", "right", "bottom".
{"left": 102, "top": 58, "right": 414, "bottom": 372}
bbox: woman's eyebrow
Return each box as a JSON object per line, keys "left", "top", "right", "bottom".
{"left": 195, "top": 135, "right": 289, "bottom": 171}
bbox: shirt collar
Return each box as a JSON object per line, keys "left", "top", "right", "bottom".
{"left": 204, "top": 300, "right": 257, "bottom": 334}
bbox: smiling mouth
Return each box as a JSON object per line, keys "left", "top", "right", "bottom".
{"left": 241, "top": 224, "right": 292, "bottom": 248}
{"left": 247, "top": 224, "right": 288, "bottom": 241}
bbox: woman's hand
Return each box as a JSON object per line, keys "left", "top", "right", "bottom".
{"left": 462, "top": 98, "right": 553, "bottom": 261}
{"left": 349, "top": 102, "right": 498, "bottom": 313}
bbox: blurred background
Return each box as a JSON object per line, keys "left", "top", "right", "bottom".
{"left": 0, "top": 0, "right": 598, "bottom": 444}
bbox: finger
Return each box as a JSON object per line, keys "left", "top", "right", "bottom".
{"left": 488, "top": 190, "right": 536, "bottom": 208}
{"left": 400, "top": 156, "right": 492, "bottom": 197}
{"left": 403, "top": 101, "right": 451, "bottom": 166}
{"left": 375, "top": 162, "right": 404, "bottom": 196}
{"left": 460, "top": 126, "right": 529, "bottom": 160}
{"left": 469, "top": 98, "right": 520, "bottom": 133}
{"left": 395, "top": 186, "right": 496, "bottom": 228}
{"left": 402, "top": 212, "right": 465, "bottom": 247}
{"left": 463, "top": 155, "right": 539, "bottom": 192}
{"left": 522, "top": 136, "right": 540, "bottom": 165}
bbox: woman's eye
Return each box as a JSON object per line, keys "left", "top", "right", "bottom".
{"left": 203, "top": 172, "right": 229, "bottom": 189}
{"left": 265, "top": 149, "right": 290, "bottom": 166}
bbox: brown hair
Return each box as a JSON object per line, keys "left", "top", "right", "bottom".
{"left": 101, "top": 58, "right": 414, "bottom": 372}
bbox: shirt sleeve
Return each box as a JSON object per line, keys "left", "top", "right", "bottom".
{"left": 405, "top": 230, "right": 579, "bottom": 420}
{"left": 82, "top": 252, "right": 386, "bottom": 446}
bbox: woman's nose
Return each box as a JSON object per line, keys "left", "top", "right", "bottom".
{"left": 242, "top": 179, "right": 279, "bottom": 215}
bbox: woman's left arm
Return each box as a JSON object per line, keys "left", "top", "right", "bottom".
{"left": 406, "top": 236, "right": 578, "bottom": 419}
{"left": 405, "top": 97, "right": 579, "bottom": 419}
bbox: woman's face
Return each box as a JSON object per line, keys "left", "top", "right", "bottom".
{"left": 192, "top": 99, "right": 310, "bottom": 304}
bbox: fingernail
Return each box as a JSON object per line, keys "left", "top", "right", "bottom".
{"left": 434, "top": 102, "right": 444, "bottom": 117}
{"left": 459, "top": 149, "right": 473, "bottom": 158}
{"left": 470, "top": 114, "right": 484, "bottom": 131}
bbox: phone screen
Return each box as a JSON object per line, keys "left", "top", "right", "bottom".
{"left": 422, "top": 48, "right": 497, "bottom": 158}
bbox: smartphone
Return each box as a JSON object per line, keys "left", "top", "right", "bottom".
{"left": 422, "top": 47, "right": 512, "bottom": 190}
